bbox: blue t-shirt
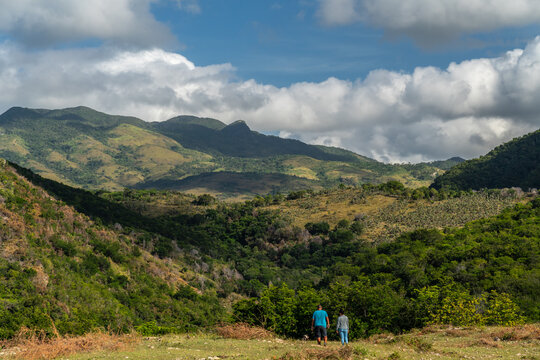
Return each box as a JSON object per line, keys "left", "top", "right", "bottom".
{"left": 312, "top": 310, "right": 328, "bottom": 327}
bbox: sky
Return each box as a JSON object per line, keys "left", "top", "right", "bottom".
{"left": 0, "top": 0, "right": 540, "bottom": 163}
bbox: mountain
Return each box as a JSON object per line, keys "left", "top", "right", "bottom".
{"left": 153, "top": 116, "right": 356, "bottom": 161}
{"left": 0, "top": 106, "right": 451, "bottom": 196}
{"left": 432, "top": 129, "right": 540, "bottom": 190}
{"left": 0, "top": 106, "right": 217, "bottom": 190}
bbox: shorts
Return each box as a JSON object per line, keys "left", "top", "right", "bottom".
{"left": 314, "top": 326, "right": 327, "bottom": 338}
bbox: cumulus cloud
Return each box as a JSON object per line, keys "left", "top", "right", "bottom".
{"left": 317, "top": 0, "right": 540, "bottom": 45}
{"left": 0, "top": 0, "right": 182, "bottom": 48}
{"left": 1, "top": 37, "right": 540, "bottom": 162}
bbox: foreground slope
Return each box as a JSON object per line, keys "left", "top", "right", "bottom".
{"left": 0, "top": 106, "right": 452, "bottom": 196}
{"left": 0, "top": 159, "right": 224, "bottom": 339}
{"left": 432, "top": 129, "right": 540, "bottom": 190}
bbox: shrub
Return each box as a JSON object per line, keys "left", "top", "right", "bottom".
{"left": 305, "top": 222, "right": 330, "bottom": 235}
{"left": 135, "top": 321, "right": 176, "bottom": 336}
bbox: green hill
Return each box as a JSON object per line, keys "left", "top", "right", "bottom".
{"left": 0, "top": 106, "right": 453, "bottom": 196}
{"left": 432, "top": 129, "right": 540, "bottom": 190}
{"left": 0, "top": 159, "right": 225, "bottom": 339}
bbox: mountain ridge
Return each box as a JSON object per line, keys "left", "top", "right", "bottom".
{"left": 0, "top": 106, "right": 459, "bottom": 196}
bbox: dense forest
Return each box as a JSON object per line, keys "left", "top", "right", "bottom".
{"left": 2, "top": 161, "right": 538, "bottom": 340}
{"left": 432, "top": 129, "right": 540, "bottom": 190}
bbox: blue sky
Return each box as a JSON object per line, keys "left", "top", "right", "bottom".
{"left": 0, "top": 0, "right": 539, "bottom": 162}
{"left": 153, "top": 1, "right": 540, "bottom": 86}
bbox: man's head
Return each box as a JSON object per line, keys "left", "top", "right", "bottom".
{"left": 317, "top": 304, "right": 322, "bottom": 310}
{"left": 339, "top": 309, "right": 344, "bottom": 315}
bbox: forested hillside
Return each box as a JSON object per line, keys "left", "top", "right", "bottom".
{"left": 234, "top": 199, "right": 540, "bottom": 338}
{"left": 0, "top": 160, "right": 224, "bottom": 339}
{"left": 432, "top": 129, "right": 540, "bottom": 190}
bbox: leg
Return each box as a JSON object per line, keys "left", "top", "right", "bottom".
{"left": 339, "top": 329, "right": 345, "bottom": 345}
{"left": 344, "top": 330, "right": 348, "bottom": 345}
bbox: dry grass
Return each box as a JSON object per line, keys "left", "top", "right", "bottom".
{"left": 472, "top": 338, "right": 503, "bottom": 348}
{"left": 443, "top": 327, "right": 476, "bottom": 337}
{"left": 1, "top": 328, "right": 139, "bottom": 360}
{"left": 215, "top": 323, "right": 276, "bottom": 340}
{"left": 488, "top": 324, "right": 540, "bottom": 341}
{"left": 367, "top": 332, "right": 400, "bottom": 344}
{"left": 277, "top": 346, "right": 353, "bottom": 360}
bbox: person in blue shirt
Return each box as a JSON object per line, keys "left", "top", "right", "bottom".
{"left": 311, "top": 304, "right": 330, "bottom": 346}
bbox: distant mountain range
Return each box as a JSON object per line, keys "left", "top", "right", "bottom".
{"left": 432, "top": 129, "right": 540, "bottom": 191}
{"left": 0, "top": 106, "right": 461, "bottom": 197}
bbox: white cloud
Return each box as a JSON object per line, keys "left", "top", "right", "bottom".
{"left": 175, "top": 0, "right": 201, "bottom": 14}
{"left": 317, "top": 0, "right": 540, "bottom": 45}
{"left": 1, "top": 37, "right": 540, "bottom": 162}
{"left": 0, "top": 0, "right": 183, "bottom": 48}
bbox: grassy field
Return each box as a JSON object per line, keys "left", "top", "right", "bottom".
{"left": 4, "top": 325, "right": 538, "bottom": 360}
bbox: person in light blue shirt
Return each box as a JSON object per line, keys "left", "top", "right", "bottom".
{"left": 336, "top": 309, "right": 349, "bottom": 345}
{"left": 311, "top": 304, "right": 330, "bottom": 346}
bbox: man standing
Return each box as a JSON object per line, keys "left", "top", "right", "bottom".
{"left": 311, "top": 304, "right": 330, "bottom": 346}
{"left": 336, "top": 309, "right": 349, "bottom": 345}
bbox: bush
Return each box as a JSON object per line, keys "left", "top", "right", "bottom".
{"left": 305, "top": 222, "right": 330, "bottom": 235}
{"left": 193, "top": 194, "right": 215, "bottom": 206}
{"left": 135, "top": 321, "right": 176, "bottom": 336}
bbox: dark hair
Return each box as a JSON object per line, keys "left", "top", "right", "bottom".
{"left": 339, "top": 309, "right": 344, "bottom": 315}
{"left": 318, "top": 304, "right": 323, "bottom": 309}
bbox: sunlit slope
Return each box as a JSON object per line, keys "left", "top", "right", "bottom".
{"left": 260, "top": 186, "right": 524, "bottom": 242}
{"left": 0, "top": 107, "right": 214, "bottom": 190}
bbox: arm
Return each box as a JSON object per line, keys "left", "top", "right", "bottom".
{"left": 311, "top": 318, "right": 314, "bottom": 329}
{"left": 326, "top": 316, "right": 330, "bottom": 329}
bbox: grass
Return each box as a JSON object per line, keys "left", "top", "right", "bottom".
{"left": 0, "top": 330, "right": 139, "bottom": 360}
{"left": 4, "top": 325, "right": 537, "bottom": 360}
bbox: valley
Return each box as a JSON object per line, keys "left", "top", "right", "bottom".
{"left": 0, "top": 111, "right": 538, "bottom": 359}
